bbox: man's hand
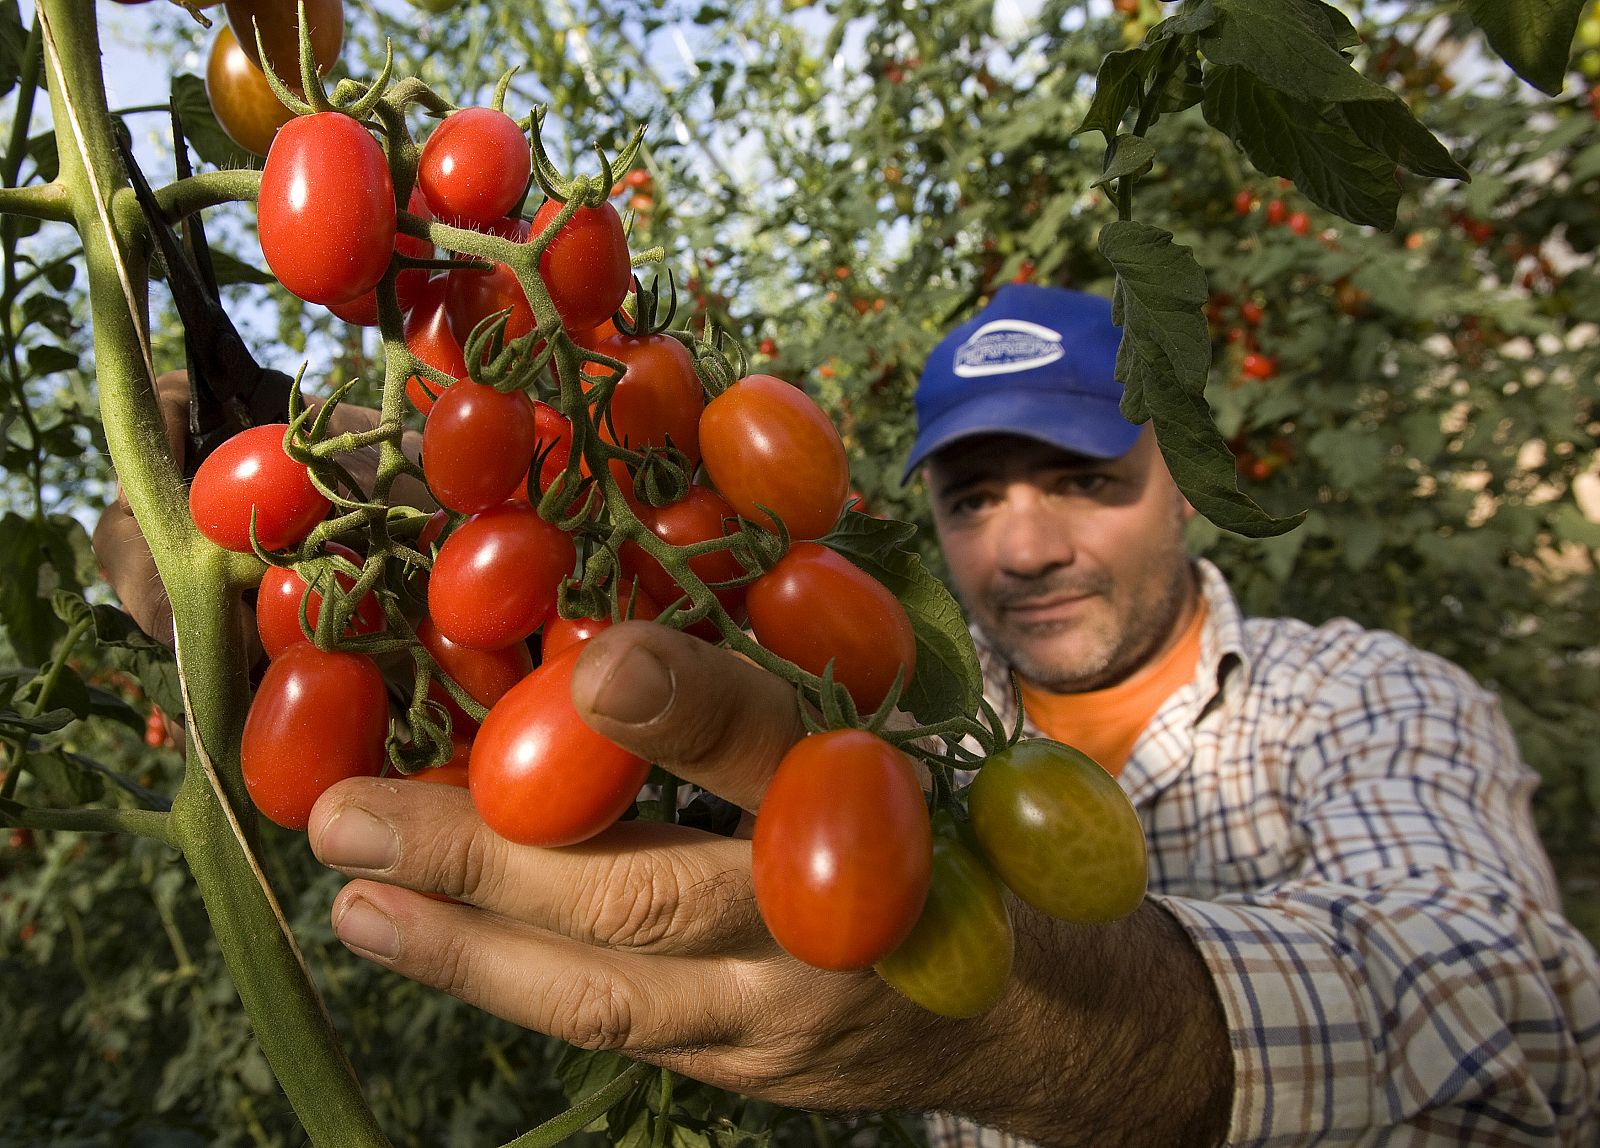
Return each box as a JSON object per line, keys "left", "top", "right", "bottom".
{"left": 309, "top": 622, "right": 1236, "bottom": 1142}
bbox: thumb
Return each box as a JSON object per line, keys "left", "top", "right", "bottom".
{"left": 571, "top": 621, "right": 807, "bottom": 812}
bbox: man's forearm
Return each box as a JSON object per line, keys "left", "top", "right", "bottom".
{"left": 945, "top": 899, "right": 1234, "bottom": 1147}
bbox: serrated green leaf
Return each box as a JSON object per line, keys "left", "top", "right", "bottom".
{"left": 1462, "top": 0, "right": 1586, "bottom": 96}
{"left": 0, "top": 706, "right": 75, "bottom": 736}
{"left": 0, "top": 1, "right": 24, "bottom": 100}
{"left": 171, "top": 73, "right": 257, "bottom": 171}
{"left": 44, "top": 259, "right": 74, "bottom": 292}
{"left": 557, "top": 1046, "right": 631, "bottom": 1114}
{"left": 1100, "top": 222, "right": 1302, "bottom": 539}
{"left": 1148, "top": 0, "right": 1219, "bottom": 40}
{"left": 0, "top": 512, "right": 85, "bottom": 665}
{"left": 821, "top": 511, "right": 981, "bottom": 726}
{"left": 1075, "top": 47, "right": 1148, "bottom": 142}
{"left": 1202, "top": 66, "right": 1399, "bottom": 228}
{"left": 1092, "top": 134, "right": 1156, "bottom": 189}
{"left": 21, "top": 748, "right": 106, "bottom": 805}
{"left": 672, "top": 1124, "right": 714, "bottom": 1148}
{"left": 1099, "top": 220, "right": 1211, "bottom": 407}
{"left": 26, "top": 343, "right": 77, "bottom": 377}
{"left": 26, "top": 130, "right": 56, "bottom": 182}
{"left": 1199, "top": 0, "right": 1392, "bottom": 104}
{"left": 1338, "top": 100, "right": 1469, "bottom": 182}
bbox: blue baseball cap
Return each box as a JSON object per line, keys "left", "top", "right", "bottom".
{"left": 902, "top": 284, "right": 1141, "bottom": 481}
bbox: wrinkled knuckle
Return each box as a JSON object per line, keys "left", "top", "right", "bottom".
{"left": 422, "top": 927, "right": 479, "bottom": 1002}
{"left": 583, "top": 855, "right": 683, "bottom": 951}
{"left": 558, "top": 971, "right": 635, "bottom": 1051}
{"left": 448, "top": 823, "right": 511, "bottom": 904}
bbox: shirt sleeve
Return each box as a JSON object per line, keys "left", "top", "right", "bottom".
{"left": 1158, "top": 637, "right": 1600, "bottom": 1146}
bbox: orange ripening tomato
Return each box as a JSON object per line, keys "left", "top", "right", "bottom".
{"left": 204, "top": 23, "right": 293, "bottom": 158}
{"left": 698, "top": 374, "right": 848, "bottom": 540}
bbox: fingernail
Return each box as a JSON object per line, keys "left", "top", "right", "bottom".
{"left": 315, "top": 807, "right": 399, "bottom": 870}
{"left": 591, "top": 643, "right": 675, "bottom": 725}
{"left": 335, "top": 897, "right": 400, "bottom": 960}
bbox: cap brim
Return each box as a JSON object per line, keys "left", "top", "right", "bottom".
{"left": 901, "top": 388, "right": 1142, "bottom": 483}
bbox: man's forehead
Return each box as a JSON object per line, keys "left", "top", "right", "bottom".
{"left": 927, "top": 433, "right": 1119, "bottom": 486}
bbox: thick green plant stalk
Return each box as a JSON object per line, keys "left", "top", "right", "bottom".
{"left": 32, "top": 0, "right": 390, "bottom": 1142}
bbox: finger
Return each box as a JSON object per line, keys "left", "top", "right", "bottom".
{"left": 92, "top": 499, "right": 174, "bottom": 646}
{"left": 309, "top": 776, "right": 763, "bottom": 955}
{"left": 328, "top": 878, "right": 754, "bottom": 1057}
{"left": 571, "top": 622, "right": 808, "bottom": 813}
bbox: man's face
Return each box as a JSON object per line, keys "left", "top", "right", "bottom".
{"left": 927, "top": 427, "right": 1196, "bottom": 693}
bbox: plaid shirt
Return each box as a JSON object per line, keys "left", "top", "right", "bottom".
{"left": 929, "top": 559, "right": 1600, "bottom": 1147}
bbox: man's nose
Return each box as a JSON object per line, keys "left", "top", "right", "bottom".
{"left": 993, "top": 492, "right": 1074, "bottom": 579}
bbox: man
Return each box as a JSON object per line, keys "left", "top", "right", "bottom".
{"left": 98, "top": 288, "right": 1599, "bottom": 1145}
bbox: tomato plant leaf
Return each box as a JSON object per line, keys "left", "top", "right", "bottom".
{"left": 1202, "top": 65, "right": 1400, "bottom": 228}
{"left": 1462, "top": 0, "right": 1587, "bottom": 96}
{"left": 1100, "top": 221, "right": 1303, "bottom": 538}
{"left": 1076, "top": 47, "right": 1148, "bottom": 142}
{"left": 1197, "top": 0, "right": 1392, "bottom": 104}
{"left": 822, "top": 510, "right": 982, "bottom": 726}
{"left": 26, "top": 344, "right": 77, "bottom": 377}
{"left": 0, "top": 1, "right": 24, "bottom": 102}
{"left": 31, "top": 749, "right": 108, "bottom": 805}
{"left": 25, "top": 130, "right": 56, "bottom": 183}
{"left": 1338, "top": 100, "right": 1470, "bottom": 181}
{"left": 0, "top": 706, "right": 75, "bottom": 736}
{"left": 170, "top": 73, "right": 255, "bottom": 171}
{"left": 1092, "top": 134, "right": 1156, "bottom": 189}
{"left": 0, "top": 513, "right": 90, "bottom": 666}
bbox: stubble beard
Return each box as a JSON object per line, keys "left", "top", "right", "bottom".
{"left": 976, "top": 544, "right": 1195, "bottom": 695}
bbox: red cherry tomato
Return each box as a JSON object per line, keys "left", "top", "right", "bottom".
{"left": 256, "top": 541, "right": 384, "bottom": 658}
{"left": 470, "top": 642, "right": 651, "bottom": 846}
{"left": 1232, "top": 189, "right": 1254, "bottom": 216}
{"left": 752, "top": 728, "right": 932, "bottom": 970}
{"left": 1265, "top": 199, "right": 1287, "bottom": 227}
{"left": 422, "top": 378, "right": 539, "bottom": 513}
{"left": 585, "top": 330, "right": 705, "bottom": 466}
{"left": 967, "top": 739, "right": 1147, "bottom": 923}
{"left": 416, "top": 615, "right": 533, "bottom": 738}
{"left": 699, "top": 374, "right": 848, "bottom": 540}
{"left": 1241, "top": 352, "right": 1278, "bottom": 380}
{"left": 427, "top": 502, "right": 576, "bottom": 649}
{"left": 258, "top": 112, "right": 396, "bottom": 306}
{"left": 746, "top": 541, "right": 915, "bottom": 713}
{"left": 404, "top": 275, "right": 469, "bottom": 413}
{"left": 418, "top": 107, "right": 532, "bottom": 228}
{"left": 446, "top": 215, "right": 534, "bottom": 343}
{"left": 1287, "top": 211, "right": 1311, "bottom": 237}
{"left": 619, "top": 484, "right": 748, "bottom": 628}
{"left": 1238, "top": 300, "right": 1264, "bottom": 327}
{"left": 241, "top": 644, "right": 387, "bottom": 830}
{"left": 189, "top": 423, "right": 330, "bottom": 552}
{"left": 540, "top": 581, "right": 659, "bottom": 662}
{"left": 409, "top": 741, "right": 471, "bottom": 789}
{"left": 528, "top": 197, "right": 632, "bottom": 332}
{"left": 327, "top": 188, "right": 436, "bottom": 327}
{"left": 524, "top": 400, "right": 574, "bottom": 497}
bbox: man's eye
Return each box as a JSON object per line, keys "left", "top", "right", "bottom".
{"left": 1059, "top": 474, "right": 1109, "bottom": 495}
{"left": 945, "top": 491, "right": 994, "bottom": 516}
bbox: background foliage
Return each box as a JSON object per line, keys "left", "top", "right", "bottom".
{"left": 1, "top": 0, "right": 1596, "bottom": 1142}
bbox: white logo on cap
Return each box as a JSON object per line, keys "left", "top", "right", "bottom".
{"left": 953, "top": 319, "right": 1064, "bottom": 378}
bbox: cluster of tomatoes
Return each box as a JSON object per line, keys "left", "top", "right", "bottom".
{"left": 173, "top": 25, "right": 1154, "bottom": 1016}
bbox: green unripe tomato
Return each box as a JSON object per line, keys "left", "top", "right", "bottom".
{"left": 967, "top": 739, "right": 1147, "bottom": 924}
{"left": 876, "top": 814, "right": 1014, "bottom": 1018}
